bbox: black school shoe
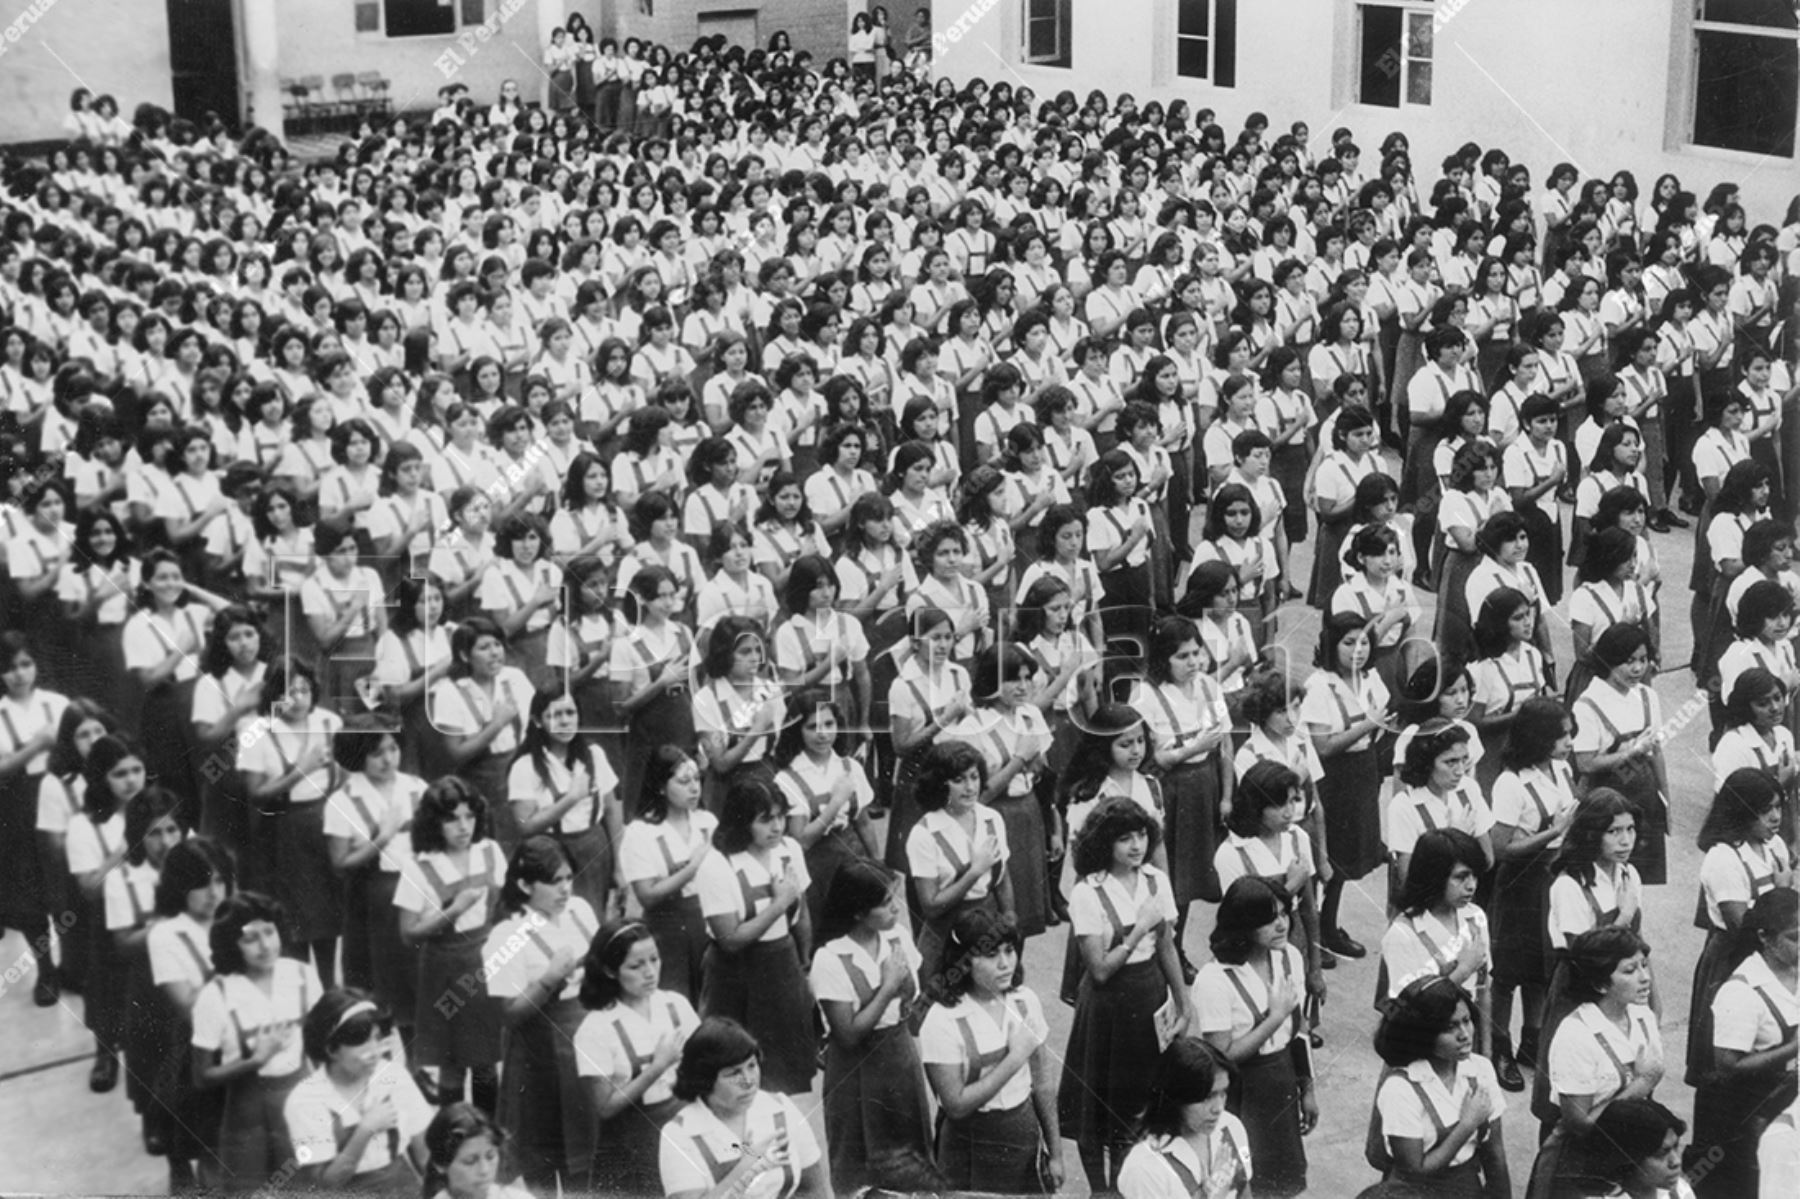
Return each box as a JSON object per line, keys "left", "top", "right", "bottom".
{"left": 1494, "top": 1052, "right": 1525, "bottom": 1092}
{"left": 1321, "top": 929, "right": 1367, "bottom": 958}
{"left": 1657, "top": 507, "right": 1690, "bottom": 529}
{"left": 90, "top": 1050, "right": 119, "bottom": 1093}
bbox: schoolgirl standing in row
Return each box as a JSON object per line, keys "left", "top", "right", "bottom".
{"left": 1060, "top": 798, "right": 1185, "bottom": 1190}
{"left": 575, "top": 918, "right": 700, "bottom": 1196}
{"left": 918, "top": 906, "right": 1062, "bottom": 1194}
{"left": 1303, "top": 612, "right": 1391, "bottom": 961}
{"left": 484, "top": 835, "right": 597, "bottom": 1188}
{"left": 1487, "top": 697, "right": 1578, "bottom": 1091}
{"left": 395, "top": 777, "right": 505, "bottom": 1116}
{"left": 695, "top": 777, "right": 817, "bottom": 1097}
{"left": 1684, "top": 767, "right": 1791, "bottom": 1088}
{"left": 617, "top": 747, "right": 714, "bottom": 1003}
{"left": 1193, "top": 876, "right": 1315, "bottom": 1199}
{"left": 808, "top": 861, "right": 935, "bottom": 1195}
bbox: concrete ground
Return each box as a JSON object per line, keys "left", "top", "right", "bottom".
{"left": 0, "top": 486, "right": 1716, "bottom": 1196}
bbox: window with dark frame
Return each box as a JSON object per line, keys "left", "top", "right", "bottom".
{"left": 1022, "top": 0, "right": 1072, "bottom": 68}
{"left": 1693, "top": 0, "right": 1798, "bottom": 157}
{"left": 1356, "top": 2, "right": 1433, "bottom": 108}
{"left": 355, "top": 0, "right": 480, "bottom": 38}
{"left": 1175, "top": 0, "right": 1238, "bottom": 87}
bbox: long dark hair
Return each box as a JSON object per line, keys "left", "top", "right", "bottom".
{"left": 1554, "top": 788, "right": 1638, "bottom": 887}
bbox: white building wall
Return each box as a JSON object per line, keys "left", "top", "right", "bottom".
{"left": 0, "top": 0, "right": 855, "bottom": 146}
{"left": 0, "top": 0, "right": 175, "bottom": 143}
{"left": 930, "top": 0, "right": 1794, "bottom": 224}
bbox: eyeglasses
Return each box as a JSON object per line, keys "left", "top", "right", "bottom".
{"left": 334, "top": 1012, "right": 395, "bottom": 1046}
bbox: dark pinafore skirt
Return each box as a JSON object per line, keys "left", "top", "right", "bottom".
{"left": 937, "top": 1100, "right": 1044, "bottom": 1195}
{"left": 81, "top": 885, "right": 127, "bottom": 1050}
{"left": 1309, "top": 507, "right": 1355, "bottom": 607}
{"left": 991, "top": 787, "right": 1050, "bottom": 937}
{"left": 319, "top": 633, "right": 377, "bottom": 719}
{"left": 413, "top": 926, "right": 503, "bottom": 1069}
{"left": 1098, "top": 561, "right": 1155, "bottom": 652}
{"left": 1491, "top": 854, "right": 1555, "bottom": 988}
{"left": 559, "top": 820, "right": 617, "bottom": 921}
{"left": 594, "top": 1095, "right": 682, "bottom": 1197}
{"left": 270, "top": 798, "right": 343, "bottom": 943}
{"left": 1272, "top": 443, "right": 1309, "bottom": 544}
{"left": 1232, "top": 1046, "right": 1308, "bottom": 1198}
{"left": 1320, "top": 744, "right": 1386, "bottom": 881}
{"left": 1373, "top": 1159, "right": 1485, "bottom": 1199}
{"left": 120, "top": 934, "right": 159, "bottom": 1114}
{"left": 341, "top": 868, "right": 415, "bottom": 1031}
{"left": 1683, "top": 921, "right": 1749, "bottom": 1086}
{"left": 822, "top": 1020, "right": 939, "bottom": 1193}
{"left": 699, "top": 935, "right": 817, "bottom": 1096}
{"left": 1435, "top": 545, "right": 1480, "bottom": 662}
{"left": 497, "top": 995, "right": 593, "bottom": 1187}
{"left": 1693, "top": 1039, "right": 1799, "bottom": 1199}
{"left": 621, "top": 677, "right": 696, "bottom": 823}
{"left": 1163, "top": 756, "right": 1226, "bottom": 905}
{"left": 214, "top": 1066, "right": 304, "bottom": 1190}
{"left": 1057, "top": 958, "right": 1169, "bottom": 1150}
{"left": 643, "top": 894, "right": 708, "bottom": 1004}
{"left": 0, "top": 768, "right": 47, "bottom": 933}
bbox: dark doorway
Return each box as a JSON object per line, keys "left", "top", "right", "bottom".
{"left": 165, "top": 0, "right": 241, "bottom": 129}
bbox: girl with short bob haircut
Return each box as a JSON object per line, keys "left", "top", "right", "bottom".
{"left": 1369, "top": 976, "right": 1510, "bottom": 1197}
{"left": 694, "top": 779, "right": 816, "bottom": 1097}
{"left": 657, "top": 1016, "right": 830, "bottom": 1199}
{"left": 1215, "top": 761, "right": 1322, "bottom": 989}
{"left": 190, "top": 891, "right": 319, "bottom": 1191}
{"left": 917, "top": 907, "right": 1062, "bottom": 1194}
{"left": 1193, "top": 876, "right": 1314, "bottom": 1198}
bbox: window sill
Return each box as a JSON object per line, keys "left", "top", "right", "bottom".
{"left": 356, "top": 31, "right": 467, "bottom": 41}
{"left": 1676, "top": 140, "right": 1796, "bottom": 164}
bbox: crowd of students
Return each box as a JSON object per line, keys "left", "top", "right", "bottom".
{"left": 1, "top": 20, "right": 1799, "bottom": 1199}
